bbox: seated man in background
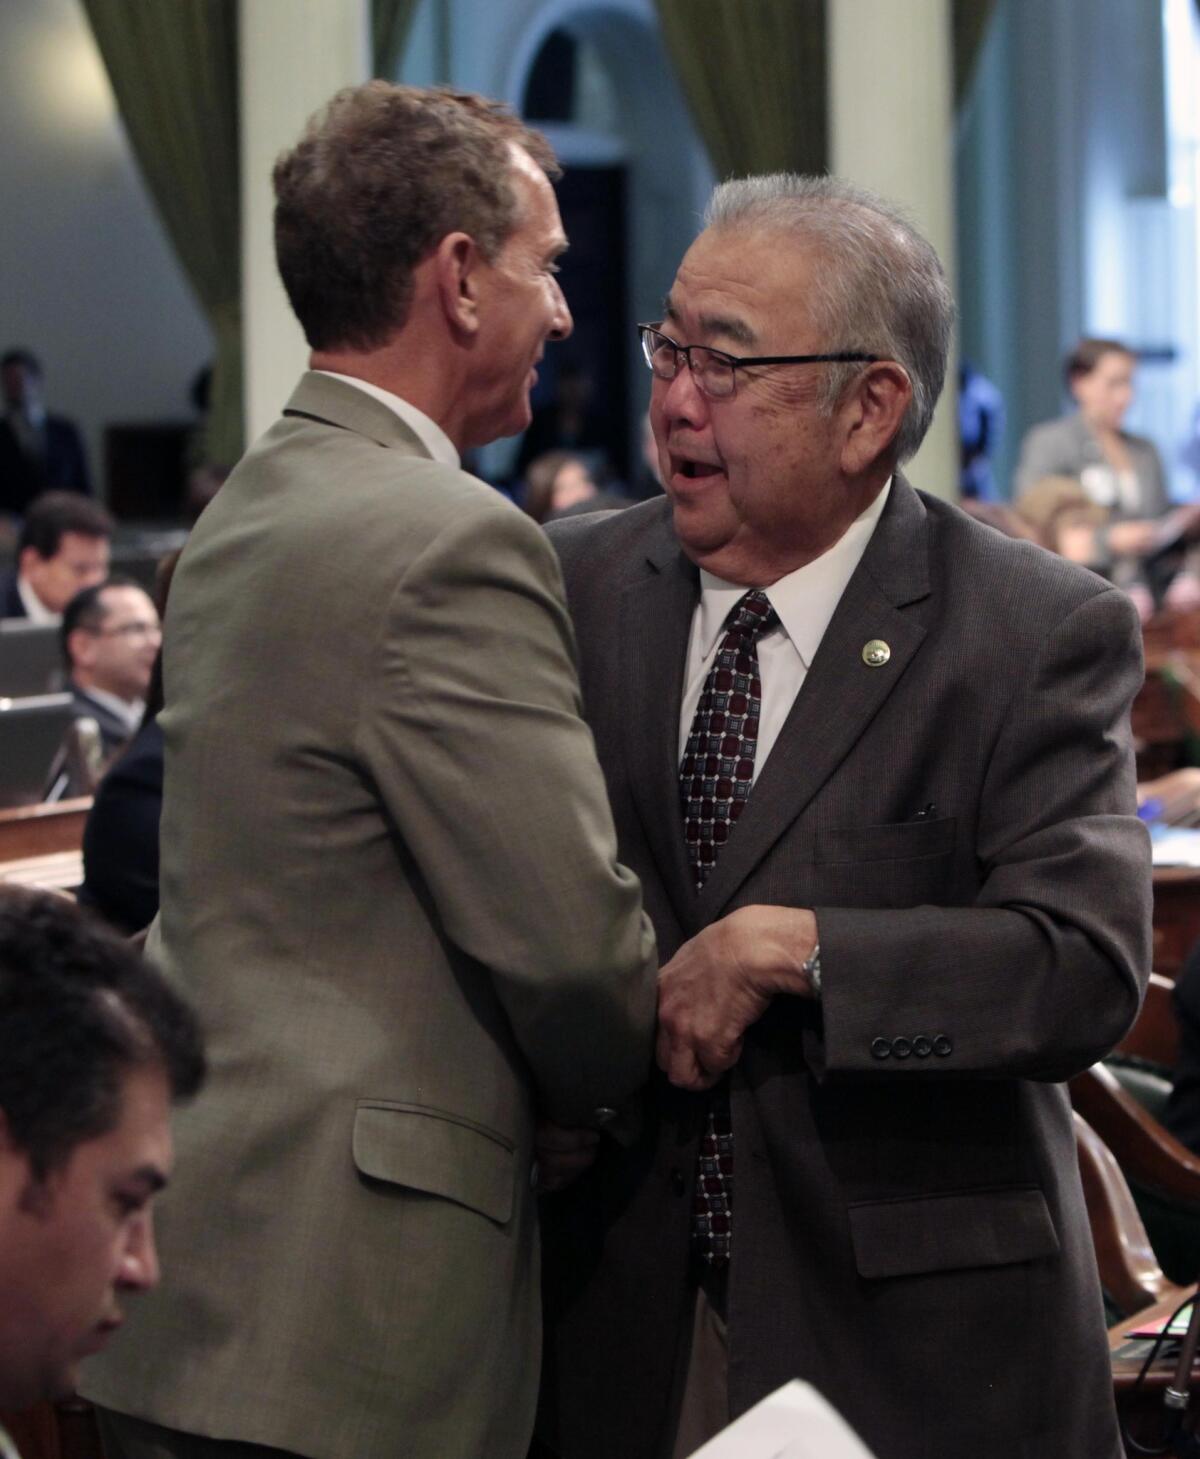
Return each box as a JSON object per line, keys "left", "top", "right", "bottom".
{"left": 0, "top": 493, "right": 113, "bottom": 622}
{"left": 61, "top": 579, "right": 161, "bottom": 774}
{"left": 0, "top": 885, "right": 205, "bottom": 1459}
{"left": 0, "top": 349, "right": 91, "bottom": 519}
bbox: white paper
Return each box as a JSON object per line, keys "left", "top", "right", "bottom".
{"left": 687, "top": 1380, "right": 877, "bottom": 1459}
{"left": 1150, "top": 827, "right": 1200, "bottom": 867}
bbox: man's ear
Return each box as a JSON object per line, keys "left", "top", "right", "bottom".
{"left": 17, "top": 546, "right": 39, "bottom": 579}
{"left": 839, "top": 362, "right": 913, "bottom": 476}
{"left": 66, "top": 626, "right": 94, "bottom": 674}
{"left": 433, "top": 232, "right": 485, "bottom": 337}
{"left": 0, "top": 1110, "right": 40, "bottom": 1216}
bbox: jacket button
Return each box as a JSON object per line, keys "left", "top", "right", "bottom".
{"left": 870, "top": 1037, "right": 891, "bottom": 1060}
{"left": 912, "top": 1035, "right": 932, "bottom": 1058}
{"left": 891, "top": 1037, "right": 912, "bottom": 1059}
{"left": 669, "top": 1167, "right": 686, "bottom": 1197}
{"left": 932, "top": 1033, "right": 953, "bottom": 1057}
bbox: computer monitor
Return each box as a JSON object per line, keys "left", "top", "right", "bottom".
{"left": 0, "top": 694, "right": 75, "bottom": 808}
{"left": 0, "top": 619, "right": 64, "bottom": 698}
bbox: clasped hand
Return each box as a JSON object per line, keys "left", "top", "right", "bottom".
{"left": 655, "top": 904, "right": 819, "bottom": 1091}
{"left": 536, "top": 905, "right": 819, "bottom": 1190}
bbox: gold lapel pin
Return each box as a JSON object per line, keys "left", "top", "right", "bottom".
{"left": 862, "top": 639, "right": 891, "bottom": 667}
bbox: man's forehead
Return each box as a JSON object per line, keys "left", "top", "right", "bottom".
{"left": 102, "top": 587, "right": 154, "bottom": 618}
{"left": 663, "top": 226, "right": 817, "bottom": 347}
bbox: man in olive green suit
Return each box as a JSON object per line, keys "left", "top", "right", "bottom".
{"left": 84, "top": 83, "right": 657, "bottom": 1459}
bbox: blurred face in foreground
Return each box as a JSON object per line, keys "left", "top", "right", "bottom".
{"left": 0, "top": 1065, "right": 172, "bottom": 1407}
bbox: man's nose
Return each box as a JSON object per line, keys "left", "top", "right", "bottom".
{"left": 548, "top": 278, "right": 573, "bottom": 342}
{"left": 658, "top": 359, "right": 709, "bottom": 428}
{"left": 120, "top": 1212, "right": 161, "bottom": 1292}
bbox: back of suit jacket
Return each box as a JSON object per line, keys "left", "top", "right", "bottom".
{"left": 83, "top": 373, "right": 656, "bottom": 1459}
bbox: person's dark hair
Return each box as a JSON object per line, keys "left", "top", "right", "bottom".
{"left": 1, "top": 348, "right": 42, "bottom": 377}
{"left": 1064, "top": 338, "right": 1132, "bottom": 388}
{"left": 0, "top": 886, "right": 205, "bottom": 1179}
{"left": 60, "top": 575, "right": 142, "bottom": 670}
{"left": 273, "top": 81, "right": 560, "bottom": 351}
{"left": 17, "top": 491, "right": 114, "bottom": 560}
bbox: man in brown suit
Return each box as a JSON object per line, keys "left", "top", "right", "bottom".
{"left": 538, "top": 176, "right": 1151, "bottom": 1459}
{"left": 83, "top": 83, "right": 656, "bottom": 1459}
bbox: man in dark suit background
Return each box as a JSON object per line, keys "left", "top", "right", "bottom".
{"left": 538, "top": 174, "right": 1152, "bottom": 1459}
{"left": 62, "top": 578, "right": 161, "bottom": 761}
{"left": 0, "top": 349, "right": 91, "bottom": 516}
{"left": 0, "top": 492, "right": 113, "bottom": 621}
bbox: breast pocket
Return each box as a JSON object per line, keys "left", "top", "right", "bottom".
{"left": 811, "top": 816, "right": 957, "bottom": 908}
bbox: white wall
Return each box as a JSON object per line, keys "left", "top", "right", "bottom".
{"left": 1, "top": 0, "right": 213, "bottom": 499}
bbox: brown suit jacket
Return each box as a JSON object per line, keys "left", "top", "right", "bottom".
{"left": 540, "top": 477, "right": 1152, "bottom": 1459}
{"left": 82, "top": 373, "right": 657, "bottom": 1459}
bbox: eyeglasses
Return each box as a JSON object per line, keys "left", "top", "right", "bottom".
{"left": 91, "top": 620, "right": 161, "bottom": 640}
{"left": 637, "top": 323, "right": 877, "bottom": 400}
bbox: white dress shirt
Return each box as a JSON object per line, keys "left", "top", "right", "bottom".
{"left": 315, "top": 372, "right": 460, "bottom": 470}
{"left": 82, "top": 685, "right": 144, "bottom": 733}
{"left": 678, "top": 481, "right": 892, "bottom": 779}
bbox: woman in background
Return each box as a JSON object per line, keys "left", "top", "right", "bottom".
{"left": 1017, "top": 338, "right": 1200, "bottom": 617}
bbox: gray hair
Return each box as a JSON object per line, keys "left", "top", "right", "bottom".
{"left": 704, "top": 174, "right": 955, "bottom": 464}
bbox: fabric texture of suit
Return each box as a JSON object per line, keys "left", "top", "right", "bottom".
{"left": 539, "top": 478, "right": 1152, "bottom": 1459}
{"left": 0, "top": 413, "right": 91, "bottom": 516}
{"left": 1015, "top": 411, "right": 1168, "bottom": 516}
{"left": 82, "top": 372, "right": 657, "bottom": 1459}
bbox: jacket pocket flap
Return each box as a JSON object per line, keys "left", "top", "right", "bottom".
{"left": 352, "top": 1101, "right": 515, "bottom": 1225}
{"left": 848, "top": 1186, "right": 1058, "bottom": 1279}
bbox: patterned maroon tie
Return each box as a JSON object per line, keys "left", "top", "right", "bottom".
{"left": 679, "top": 589, "right": 777, "bottom": 1265}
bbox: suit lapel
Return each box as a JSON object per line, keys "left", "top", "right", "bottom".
{"left": 619, "top": 521, "right": 701, "bottom": 934}
{"left": 697, "top": 477, "right": 932, "bottom": 919}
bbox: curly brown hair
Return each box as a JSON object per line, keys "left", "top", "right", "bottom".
{"left": 273, "top": 81, "right": 560, "bottom": 352}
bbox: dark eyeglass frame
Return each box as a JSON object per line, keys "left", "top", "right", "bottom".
{"left": 637, "top": 322, "right": 878, "bottom": 398}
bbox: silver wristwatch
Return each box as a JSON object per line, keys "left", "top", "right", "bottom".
{"left": 802, "top": 942, "right": 822, "bottom": 999}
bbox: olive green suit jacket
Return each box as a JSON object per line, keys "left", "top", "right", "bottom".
{"left": 83, "top": 373, "right": 657, "bottom": 1459}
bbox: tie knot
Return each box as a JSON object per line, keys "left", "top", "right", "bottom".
{"left": 727, "top": 590, "right": 776, "bottom": 642}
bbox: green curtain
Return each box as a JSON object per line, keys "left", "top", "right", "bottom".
{"left": 652, "top": 0, "right": 827, "bottom": 178}
{"left": 953, "top": 0, "right": 998, "bottom": 105}
{"left": 373, "top": 0, "right": 422, "bottom": 79}
{"left": 82, "top": 0, "right": 243, "bottom": 468}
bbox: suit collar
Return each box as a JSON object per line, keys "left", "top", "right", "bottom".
{"left": 282, "top": 371, "right": 434, "bottom": 459}
{"left": 623, "top": 478, "right": 933, "bottom": 929}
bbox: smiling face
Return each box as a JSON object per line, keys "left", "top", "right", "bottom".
{"left": 0, "top": 1064, "right": 171, "bottom": 1407}
{"left": 652, "top": 226, "right": 891, "bottom": 585}
{"left": 466, "top": 146, "right": 573, "bottom": 447}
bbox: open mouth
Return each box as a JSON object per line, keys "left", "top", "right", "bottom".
{"left": 676, "top": 459, "right": 723, "bottom": 480}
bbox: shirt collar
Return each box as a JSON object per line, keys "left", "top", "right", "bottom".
{"left": 315, "top": 372, "right": 460, "bottom": 470}
{"left": 16, "top": 573, "right": 58, "bottom": 624}
{"left": 80, "top": 685, "right": 144, "bottom": 731}
{"left": 694, "top": 478, "right": 891, "bottom": 669}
